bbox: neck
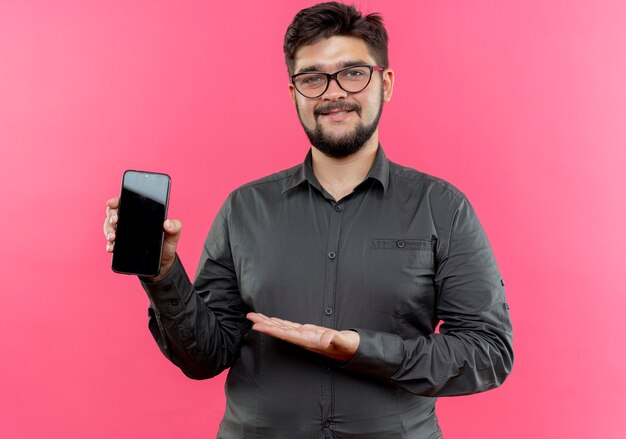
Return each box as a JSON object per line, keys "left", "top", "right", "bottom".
{"left": 311, "top": 133, "right": 379, "bottom": 201}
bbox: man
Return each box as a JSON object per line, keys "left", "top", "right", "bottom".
{"left": 104, "top": 2, "right": 513, "bottom": 437}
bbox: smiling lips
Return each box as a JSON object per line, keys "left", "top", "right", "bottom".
{"left": 316, "top": 104, "right": 359, "bottom": 122}
{"left": 321, "top": 109, "right": 353, "bottom": 122}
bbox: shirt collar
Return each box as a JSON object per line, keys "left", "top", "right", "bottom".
{"left": 283, "top": 145, "right": 390, "bottom": 195}
{"left": 365, "top": 145, "right": 390, "bottom": 193}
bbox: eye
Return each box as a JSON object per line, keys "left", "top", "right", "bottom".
{"left": 299, "top": 74, "right": 325, "bottom": 87}
{"left": 345, "top": 70, "right": 364, "bottom": 77}
{"left": 340, "top": 68, "right": 368, "bottom": 81}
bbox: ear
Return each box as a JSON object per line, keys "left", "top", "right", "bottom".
{"left": 288, "top": 83, "right": 296, "bottom": 103}
{"left": 382, "top": 68, "right": 394, "bottom": 102}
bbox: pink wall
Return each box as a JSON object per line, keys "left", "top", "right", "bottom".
{"left": 1, "top": 0, "right": 625, "bottom": 437}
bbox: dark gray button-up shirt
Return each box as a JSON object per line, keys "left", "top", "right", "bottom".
{"left": 141, "top": 146, "right": 513, "bottom": 438}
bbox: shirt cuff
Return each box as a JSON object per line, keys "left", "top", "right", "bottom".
{"left": 139, "top": 255, "right": 192, "bottom": 318}
{"left": 341, "top": 328, "right": 404, "bottom": 380}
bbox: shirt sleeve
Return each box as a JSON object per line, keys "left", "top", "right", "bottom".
{"left": 140, "top": 196, "right": 251, "bottom": 380}
{"left": 343, "top": 195, "right": 514, "bottom": 396}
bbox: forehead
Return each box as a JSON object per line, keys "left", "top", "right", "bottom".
{"left": 293, "top": 36, "right": 376, "bottom": 73}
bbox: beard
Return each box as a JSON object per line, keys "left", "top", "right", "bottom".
{"left": 296, "top": 90, "right": 384, "bottom": 158}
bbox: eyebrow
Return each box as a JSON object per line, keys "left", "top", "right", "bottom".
{"left": 295, "top": 60, "right": 370, "bottom": 75}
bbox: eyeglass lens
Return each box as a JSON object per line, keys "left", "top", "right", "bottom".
{"left": 294, "top": 66, "right": 373, "bottom": 97}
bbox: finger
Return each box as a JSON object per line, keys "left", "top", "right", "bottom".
{"left": 104, "top": 202, "right": 119, "bottom": 237}
{"left": 106, "top": 241, "right": 115, "bottom": 253}
{"left": 104, "top": 209, "right": 118, "bottom": 227}
{"left": 159, "top": 219, "right": 183, "bottom": 269}
{"left": 250, "top": 317, "right": 295, "bottom": 335}
{"left": 255, "top": 321, "right": 325, "bottom": 347}
{"left": 162, "top": 219, "right": 182, "bottom": 255}
{"left": 246, "top": 312, "right": 270, "bottom": 324}
{"left": 108, "top": 212, "right": 118, "bottom": 224}
{"left": 248, "top": 314, "right": 304, "bottom": 331}
{"left": 249, "top": 312, "right": 268, "bottom": 319}
{"left": 253, "top": 324, "right": 313, "bottom": 345}
{"left": 268, "top": 317, "right": 301, "bottom": 329}
{"left": 106, "top": 197, "right": 119, "bottom": 209}
{"left": 248, "top": 314, "right": 292, "bottom": 330}
{"left": 163, "top": 219, "right": 182, "bottom": 236}
{"left": 103, "top": 218, "right": 116, "bottom": 237}
{"left": 105, "top": 197, "right": 119, "bottom": 224}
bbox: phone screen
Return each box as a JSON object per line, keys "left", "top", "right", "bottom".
{"left": 112, "top": 170, "right": 171, "bottom": 276}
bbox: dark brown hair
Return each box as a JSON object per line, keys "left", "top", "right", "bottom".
{"left": 283, "top": 2, "right": 389, "bottom": 75}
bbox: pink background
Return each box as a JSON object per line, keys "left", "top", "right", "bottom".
{"left": 1, "top": 0, "right": 625, "bottom": 437}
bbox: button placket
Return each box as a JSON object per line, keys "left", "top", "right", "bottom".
{"left": 320, "top": 200, "right": 344, "bottom": 430}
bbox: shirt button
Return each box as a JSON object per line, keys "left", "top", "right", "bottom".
{"left": 324, "top": 307, "right": 333, "bottom": 316}
{"left": 334, "top": 204, "right": 343, "bottom": 212}
{"left": 170, "top": 299, "right": 179, "bottom": 307}
{"left": 323, "top": 420, "right": 331, "bottom": 428}
{"left": 396, "top": 240, "right": 406, "bottom": 248}
{"left": 163, "top": 285, "right": 172, "bottom": 291}
{"left": 328, "top": 251, "right": 336, "bottom": 260}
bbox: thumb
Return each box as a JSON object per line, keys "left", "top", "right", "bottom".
{"left": 162, "top": 219, "right": 182, "bottom": 260}
{"left": 164, "top": 219, "right": 182, "bottom": 237}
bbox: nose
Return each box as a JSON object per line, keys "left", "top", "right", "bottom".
{"left": 321, "top": 77, "right": 348, "bottom": 101}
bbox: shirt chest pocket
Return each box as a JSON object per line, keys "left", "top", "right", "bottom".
{"left": 364, "top": 239, "right": 436, "bottom": 319}
{"left": 368, "top": 238, "right": 435, "bottom": 277}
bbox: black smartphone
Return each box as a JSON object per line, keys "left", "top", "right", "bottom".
{"left": 111, "top": 170, "right": 171, "bottom": 276}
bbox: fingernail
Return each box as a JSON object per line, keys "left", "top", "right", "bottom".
{"left": 109, "top": 215, "right": 117, "bottom": 223}
{"left": 166, "top": 220, "right": 173, "bottom": 230}
{"left": 106, "top": 232, "right": 112, "bottom": 240}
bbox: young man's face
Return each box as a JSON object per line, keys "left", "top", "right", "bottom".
{"left": 289, "top": 36, "right": 394, "bottom": 158}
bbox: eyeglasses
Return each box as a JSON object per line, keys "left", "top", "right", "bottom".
{"left": 291, "top": 65, "right": 385, "bottom": 98}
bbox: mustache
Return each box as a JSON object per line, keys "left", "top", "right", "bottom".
{"left": 314, "top": 102, "right": 361, "bottom": 117}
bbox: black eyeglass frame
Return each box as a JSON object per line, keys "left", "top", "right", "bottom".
{"left": 291, "top": 65, "right": 386, "bottom": 98}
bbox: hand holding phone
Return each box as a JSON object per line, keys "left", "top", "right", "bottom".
{"left": 106, "top": 170, "right": 179, "bottom": 278}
